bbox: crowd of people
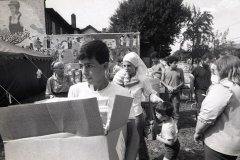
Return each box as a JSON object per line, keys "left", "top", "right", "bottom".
{"left": 45, "top": 39, "right": 240, "bottom": 160}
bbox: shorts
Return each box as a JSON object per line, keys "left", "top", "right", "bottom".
{"left": 165, "top": 92, "right": 181, "bottom": 103}
{"left": 164, "top": 139, "right": 180, "bottom": 160}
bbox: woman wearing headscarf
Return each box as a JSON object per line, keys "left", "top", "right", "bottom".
{"left": 113, "top": 52, "right": 163, "bottom": 160}
{"left": 45, "top": 61, "right": 73, "bottom": 98}
{"left": 194, "top": 55, "right": 240, "bottom": 160}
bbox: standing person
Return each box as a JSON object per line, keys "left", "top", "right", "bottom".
{"left": 150, "top": 52, "right": 165, "bottom": 100}
{"left": 156, "top": 101, "right": 180, "bottom": 160}
{"left": 190, "top": 53, "right": 214, "bottom": 117}
{"left": 67, "top": 40, "right": 139, "bottom": 160}
{"left": 150, "top": 51, "right": 165, "bottom": 77}
{"left": 45, "top": 61, "right": 73, "bottom": 98}
{"left": 194, "top": 55, "right": 240, "bottom": 160}
{"left": 8, "top": 0, "right": 23, "bottom": 34}
{"left": 113, "top": 52, "right": 163, "bottom": 160}
{"left": 161, "top": 56, "right": 184, "bottom": 130}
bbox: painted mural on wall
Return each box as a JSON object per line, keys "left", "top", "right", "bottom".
{"left": 0, "top": 0, "right": 45, "bottom": 48}
{"left": 46, "top": 33, "right": 140, "bottom": 64}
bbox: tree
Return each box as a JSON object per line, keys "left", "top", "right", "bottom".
{"left": 108, "top": 0, "right": 191, "bottom": 58}
{"left": 212, "top": 29, "right": 229, "bottom": 57}
{"left": 181, "top": 5, "right": 214, "bottom": 62}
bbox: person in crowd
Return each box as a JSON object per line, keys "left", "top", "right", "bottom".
{"left": 67, "top": 40, "right": 139, "bottom": 160}
{"left": 156, "top": 101, "right": 180, "bottom": 160}
{"left": 45, "top": 61, "right": 73, "bottom": 98}
{"left": 194, "top": 55, "right": 240, "bottom": 160}
{"left": 210, "top": 57, "right": 219, "bottom": 84}
{"left": 190, "top": 53, "right": 214, "bottom": 117}
{"left": 8, "top": 0, "right": 23, "bottom": 34}
{"left": 113, "top": 52, "right": 163, "bottom": 160}
{"left": 150, "top": 51, "right": 165, "bottom": 77}
{"left": 161, "top": 56, "right": 184, "bottom": 130}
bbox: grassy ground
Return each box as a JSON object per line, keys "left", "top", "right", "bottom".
{"left": 0, "top": 93, "right": 239, "bottom": 160}
{"left": 145, "top": 101, "right": 205, "bottom": 160}
{"left": 145, "top": 101, "right": 240, "bottom": 160}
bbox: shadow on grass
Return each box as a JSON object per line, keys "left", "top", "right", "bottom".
{"left": 179, "top": 109, "right": 197, "bottom": 130}
{"left": 151, "top": 148, "right": 204, "bottom": 160}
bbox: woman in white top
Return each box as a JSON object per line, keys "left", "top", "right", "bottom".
{"left": 194, "top": 55, "right": 240, "bottom": 160}
{"left": 114, "top": 52, "right": 162, "bottom": 160}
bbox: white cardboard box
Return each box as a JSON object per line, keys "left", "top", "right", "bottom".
{"left": 0, "top": 95, "right": 133, "bottom": 160}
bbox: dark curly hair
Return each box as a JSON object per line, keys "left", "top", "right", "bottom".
{"left": 78, "top": 40, "right": 109, "bottom": 64}
{"left": 150, "top": 51, "right": 159, "bottom": 59}
{"left": 167, "top": 56, "right": 179, "bottom": 66}
{"left": 155, "top": 101, "right": 173, "bottom": 117}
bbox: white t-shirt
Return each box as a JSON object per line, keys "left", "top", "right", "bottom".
{"left": 161, "top": 117, "right": 178, "bottom": 142}
{"left": 68, "top": 82, "right": 135, "bottom": 127}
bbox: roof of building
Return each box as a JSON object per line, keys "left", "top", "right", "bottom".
{"left": 80, "top": 25, "right": 101, "bottom": 33}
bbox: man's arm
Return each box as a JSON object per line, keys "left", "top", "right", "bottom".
{"left": 194, "top": 120, "right": 210, "bottom": 143}
{"left": 189, "top": 74, "right": 195, "bottom": 99}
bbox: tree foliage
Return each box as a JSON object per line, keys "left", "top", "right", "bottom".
{"left": 108, "top": 0, "right": 191, "bottom": 58}
{"left": 181, "top": 5, "right": 214, "bottom": 61}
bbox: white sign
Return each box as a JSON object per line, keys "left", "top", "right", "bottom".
{"left": 116, "top": 130, "right": 126, "bottom": 160}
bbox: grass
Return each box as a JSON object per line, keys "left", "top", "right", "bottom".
{"left": 0, "top": 94, "right": 239, "bottom": 160}
{"left": 145, "top": 101, "right": 240, "bottom": 160}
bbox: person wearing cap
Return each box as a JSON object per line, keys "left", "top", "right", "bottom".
{"left": 8, "top": 0, "right": 23, "bottom": 33}
{"left": 45, "top": 61, "right": 73, "bottom": 98}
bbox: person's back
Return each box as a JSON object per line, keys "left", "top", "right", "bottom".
{"left": 192, "top": 65, "right": 211, "bottom": 91}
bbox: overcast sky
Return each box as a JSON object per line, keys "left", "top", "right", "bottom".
{"left": 46, "top": 0, "right": 240, "bottom": 52}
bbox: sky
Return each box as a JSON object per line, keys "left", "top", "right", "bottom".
{"left": 46, "top": 0, "right": 240, "bottom": 53}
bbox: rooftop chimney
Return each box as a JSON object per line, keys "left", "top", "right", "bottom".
{"left": 71, "top": 14, "right": 76, "bottom": 28}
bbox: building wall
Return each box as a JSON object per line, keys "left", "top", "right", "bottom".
{"left": 45, "top": 9, "right": 74, "bottom": 35}
{"left": 0, "top": 0, "right": 46, "bottom": 48}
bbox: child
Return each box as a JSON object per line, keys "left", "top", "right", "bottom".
{"left": 156, "top": 101, "right": 180, "bottom": 160}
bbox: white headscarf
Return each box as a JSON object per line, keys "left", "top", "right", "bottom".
{"left": 123, "top": 52, "right": 148, "bottom": 81}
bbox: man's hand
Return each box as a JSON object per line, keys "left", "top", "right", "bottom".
{"left": 167, "top": 86, "right": 174, "bottom": 92}
{"left": 194, "top": 132, "right": 203, "bottom": 143}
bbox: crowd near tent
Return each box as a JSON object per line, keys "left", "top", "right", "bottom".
{"left": 0, "top": 40, "right": 52, "bottom": 107}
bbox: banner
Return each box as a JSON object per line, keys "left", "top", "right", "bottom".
{"left": 45, "top": 33, "right": 140, "bottom": 64}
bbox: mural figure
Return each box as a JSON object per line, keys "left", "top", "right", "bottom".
{"left": 67, "top": 37, "right": 72, "bottom": 49}
{"left": 8, "top": 0, "right": 23, "bottom": 34}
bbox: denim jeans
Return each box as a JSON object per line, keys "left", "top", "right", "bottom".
{"left": 135, "top": 113, "right": 149, "bottom": 160}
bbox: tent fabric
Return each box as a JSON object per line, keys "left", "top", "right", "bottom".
{"left": 0, "top": 40, "right": 52, "bottom": 60}
{"left": 0, "top": 40, "right": 53, "bottom": 107}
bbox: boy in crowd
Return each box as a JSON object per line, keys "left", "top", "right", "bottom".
{"left": 190, "top": 53, "right": 214, "bottom": 117}
{"left": 156, "top": 101, "right": 180, "bottom": 160}
{"left": 161, "top": 56, "right": 184, "bottom": 129}
{"left": 68, "top": 40, "right": 139, "bottom": 160}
